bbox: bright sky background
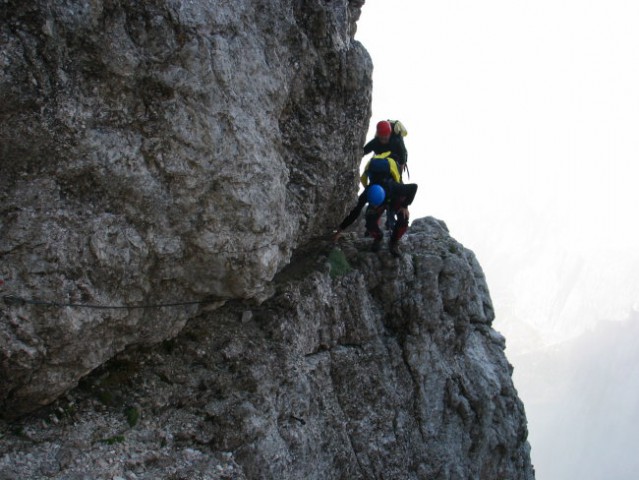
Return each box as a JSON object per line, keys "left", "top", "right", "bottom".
{"left": 357, "top": 0, "right": 639, "bottom": 345}
{"left": 357, "top": 4, "right": 639, "bottom": 477}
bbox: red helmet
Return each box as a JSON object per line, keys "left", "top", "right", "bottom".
{"left": 376, "top": 120, "right": 392, "bottom": 137}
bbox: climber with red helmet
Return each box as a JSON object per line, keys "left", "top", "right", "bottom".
{"left": 363, "top": 120, "right": 408, "bottom": 176}
{"left": 332, "top": 149, "right": 417, "bottom": 257}
{"left": 363, "top": 120, "right": 409, "bottom": 232}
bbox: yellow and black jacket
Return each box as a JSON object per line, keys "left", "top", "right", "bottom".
{"left": 360, "top": 152, "right": 401, "bottom": 187}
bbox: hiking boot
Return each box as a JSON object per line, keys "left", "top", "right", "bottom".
{"left": 371, "top": 238, "right": 382, "bottom": 252}
{"left": 389, "top": 241, "right": 401, "bottom": 257}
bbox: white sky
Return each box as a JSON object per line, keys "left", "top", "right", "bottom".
{"left": 357, "top": 4, "right": 639, "bottom": 477}
{"left": 356, "top": 0, "right": 639, "bottom": 346}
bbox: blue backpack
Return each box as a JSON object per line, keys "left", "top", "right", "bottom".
{"left": 367, "top": 155, "right": 392, "bottom": 185}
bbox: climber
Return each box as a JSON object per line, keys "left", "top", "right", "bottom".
{"left": 363, "top": 120, "right": 409, "bottom": 231}
{"left": 363, "top": 120, "right": 408, "bottom": 177}
{"left": 331, "top": 152, "right": 399, "bottom": 245}
{"left": 332, "top": 152, "right": 417, "bottom": 257}
{"left": 377, "top": 181, "right": 418, "bottom": 257}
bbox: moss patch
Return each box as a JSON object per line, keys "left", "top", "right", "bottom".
{"left": 124, "top": 406, "right": 140, "bottom": 427}
{"left": 327, "top": 248, "right": 351, "bottom": 278}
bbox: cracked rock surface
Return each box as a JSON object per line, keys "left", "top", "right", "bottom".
{"left": 1, "top": 1, "right": 534, "bottom": 477}
{"left": 0, "top": 218, "right": 534, "bottom": 479}
{"left": 0, "top": 0, "right": 371, "bottom": 414}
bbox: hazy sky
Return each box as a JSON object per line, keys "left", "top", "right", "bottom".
{"left": 357, "top": 0, "right": 639, "bottom": 345}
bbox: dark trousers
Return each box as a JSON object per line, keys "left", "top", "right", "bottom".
{"left": 365, "top": 183, "right": 417, "bottom": 241}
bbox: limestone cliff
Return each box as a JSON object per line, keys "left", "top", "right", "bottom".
{"left": 1, "top": 0, "right": 371, "bottom": 413}
{"left": 0, "top": 1, "right": 534, "bottom": 479}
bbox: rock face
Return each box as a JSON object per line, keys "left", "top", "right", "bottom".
{"left": 0, "top": 218, "right": 534, "bottom": 479}
{"left": 0, "top": 0, "right": 371, "bottom": 413}
{"left": 0, "top": 1, "right": 534, "bottom": 479}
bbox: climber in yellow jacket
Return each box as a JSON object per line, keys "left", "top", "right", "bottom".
{"left": 333, "top": 152, "right": 417, "bottom": 256}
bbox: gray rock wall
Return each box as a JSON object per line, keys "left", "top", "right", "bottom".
{"left": 1, "top": 0, "right": 371, "bottom": 413}
{"left": 0, "top": 1, "right": 534, "bottom": 478}
{"left": 0, "top": 218, "right": 534, "bottom": 479}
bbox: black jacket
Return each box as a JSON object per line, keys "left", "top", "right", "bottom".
{"left": 363, "top": 134, "right": 407, "bottom": 167}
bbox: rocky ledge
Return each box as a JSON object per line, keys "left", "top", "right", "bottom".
{"left": 0, "top": 218, "right": 534, "bottom": 479}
